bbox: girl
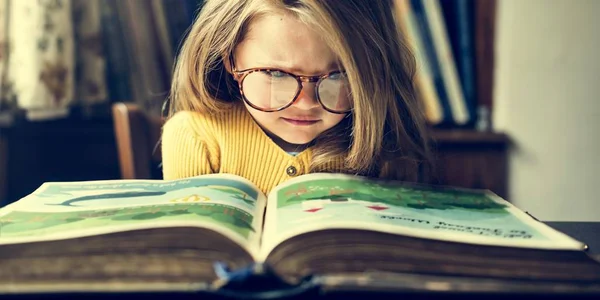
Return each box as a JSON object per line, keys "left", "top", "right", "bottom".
{"left": 162, "top": 0, "right": 432, "bottom": 195}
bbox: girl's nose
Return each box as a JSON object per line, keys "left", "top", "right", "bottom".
{"left": 291, "top": 82, "right": 321, "bottom": 110}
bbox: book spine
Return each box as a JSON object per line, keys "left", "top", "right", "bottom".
{"left": 119, "top": 0, "right": 171, "bottom": 116}
{"left": 474, "top": 0, "right": 496, "bottom": 131}
{"left": 394, "top": 0, "right": 444, "bottom": 125}
{"left": 150, "top": 0, "right": 174, "bottom": 83}
{"left": 113, "top": 0, "right": 144, "bottom": 109}
{"left": 422, "top": 0, "right": 470, "bottom": 125}
{"left": 163, "top": 0, "right": 196, "bottom": 58}
{"left": 455, "top": 0, "right": 477, "bottom": 127}
{"left": 100, "top": 0, "right": 132, "bottom": 103}
{"left": 410, "top": 0, "right": 453, "bottom": 126}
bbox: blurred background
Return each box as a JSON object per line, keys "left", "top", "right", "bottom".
{"left": 0, "top": 0, "right": 597, "bottom": 221}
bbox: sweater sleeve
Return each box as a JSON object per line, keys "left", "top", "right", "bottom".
{"left": 161, "top": 111, "right": 219, "bottom": 179}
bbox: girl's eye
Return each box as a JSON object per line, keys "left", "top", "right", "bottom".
{"left": 328, "top": 72, "right": 343, "bottom": 80}
{"left": 268, "top": 71, "right": 286, "bottom": 78}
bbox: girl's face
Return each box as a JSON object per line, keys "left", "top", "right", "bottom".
{"left": 230, "top": 13, "right": 348, "bottom": 152}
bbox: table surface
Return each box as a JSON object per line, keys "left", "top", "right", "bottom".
{"left": 546, "top": 222, "right": 600, "bottom": 258}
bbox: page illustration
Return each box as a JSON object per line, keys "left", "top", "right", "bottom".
{"left": 263, "top": 174, "right": 583, "bottom": 252}
{"left": 274, "top": 178, "right": 537, "bottom": 237}
{"left": 0, "top": 175, "right": 264, "bottom": 246}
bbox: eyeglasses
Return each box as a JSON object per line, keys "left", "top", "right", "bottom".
{"left": 229, "top": 56, "right": 352, "bottom": 114}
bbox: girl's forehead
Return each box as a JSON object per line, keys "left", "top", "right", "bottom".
{"left": 236, "top": 14, "right": 341, "bottom": 73}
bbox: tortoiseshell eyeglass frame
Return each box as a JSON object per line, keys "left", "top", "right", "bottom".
{"left": 228, "top": 55, "right": 351, "bottom": 114}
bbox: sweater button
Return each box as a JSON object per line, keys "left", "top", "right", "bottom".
{"left": 286, "top": 166, "right": 298, "bottom": 176}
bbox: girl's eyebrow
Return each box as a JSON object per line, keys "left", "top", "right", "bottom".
{"left": 254, "top": 61, "right": 342, "bottom": 74}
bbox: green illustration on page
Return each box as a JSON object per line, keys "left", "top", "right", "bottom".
{"left": 0, "top": 176, "right": 261, "bottom": 240}
{"left": 0, "top": 204, "right": 254, "bottom": 239}
{"left": 273, "top": 176, "right": 547, "bottom": 242}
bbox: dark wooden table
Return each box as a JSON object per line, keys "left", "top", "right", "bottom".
{"left": 547, "top": 222, "right": 600, "bottom": 258}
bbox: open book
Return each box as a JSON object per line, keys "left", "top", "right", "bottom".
{"left": 1, "top": 173, "right": 599, "bottom": 296}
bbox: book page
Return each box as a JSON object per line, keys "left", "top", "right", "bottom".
{"left": 0, "top": 174, "right": 266, "bottom": 256}
{"left": 259, "top": 173, "right": 585, "bottom": 259}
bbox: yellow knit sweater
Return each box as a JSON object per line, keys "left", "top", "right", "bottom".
{"left": 161, "top": 103, "right": 346, "bottom": 195}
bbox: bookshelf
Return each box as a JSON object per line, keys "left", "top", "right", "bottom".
{"left": 429, "top": 129, "right": 509, "bottom": 199}
{"left": 432, "top": 129, "right": 508, "bottom": 144}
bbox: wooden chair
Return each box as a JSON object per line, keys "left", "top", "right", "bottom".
{"left": 111, "top": 102, "right": 164, "bottom": 179}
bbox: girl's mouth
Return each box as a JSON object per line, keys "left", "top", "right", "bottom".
{"left": 282, "top": 118, "right": 319, "bottom": 126}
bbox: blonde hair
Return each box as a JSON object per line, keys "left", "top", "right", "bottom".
{"left": 169, "top": 0, "right": 432, "bottom": 182}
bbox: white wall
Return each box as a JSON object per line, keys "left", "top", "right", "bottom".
{"left": 494, "top": 0, "right": 600, "bottom": 221}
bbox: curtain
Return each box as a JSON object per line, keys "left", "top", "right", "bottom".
{"left": 0, "top": 0, "right": 107, "bottom": 121}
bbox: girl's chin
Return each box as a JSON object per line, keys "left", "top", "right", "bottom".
{"left": 263, "top": 126, "right": 318, "bottom": 149}
{"left": 273, "top": 134, "right": 317, "bottom": 150}
{"left": 280, "top": 135, "right": 316, "bottom": 145}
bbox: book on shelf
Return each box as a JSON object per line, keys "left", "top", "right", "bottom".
{"left": 394, "top": 0, "right": 481, "bottom": 128}
{"left": 421, "top": 0, "right": 471, "bottom": 125}
{"left": 394, "top": 0, "right": 444, "bottom": 126}
{"left": 441, "top": 0, "right": 478, "bottom": 127}
{"left": 1, "top": 173, "right": 599, "bottom": 297}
